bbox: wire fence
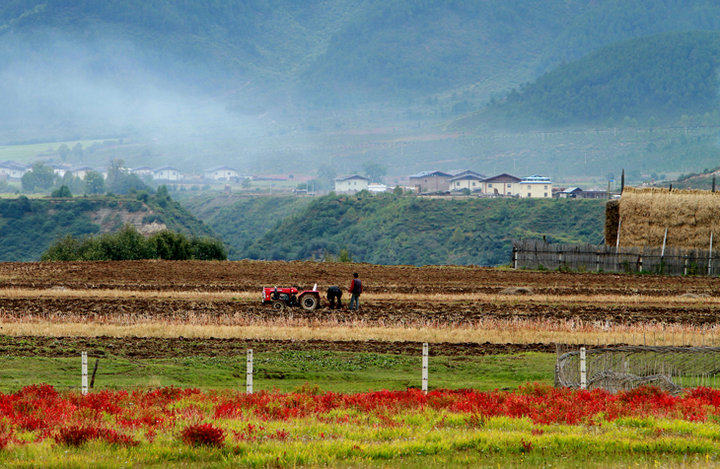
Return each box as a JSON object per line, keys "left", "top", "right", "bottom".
{"left": 555, "top": 345, "right": 720, "bottom": 394}
{"left": 0, "top": 345, "right": 457, "bottom": 394}
{"left": 513, "top": 239, "right": 720, "bottom": 275}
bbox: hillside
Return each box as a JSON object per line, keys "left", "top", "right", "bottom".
{"left": 179, "top": 195, "right": 312, "bottom": 259}
{"left": 235, "top": 194, "right": 606, "bottom": 266}
{"left": 456, "top": 31, "right": 720, "bottom": 129}
{"left": 3, "top": 2, "right": 720, "bottom": 183}
{"left": 0, "top": 193, "right": 214, "bottom": 261}
{"left": 5, "top": 2, "right": 720, "bottom": 139}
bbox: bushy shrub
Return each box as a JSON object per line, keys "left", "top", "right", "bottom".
{"left": 180, "top": 423, "right": 225, "bottom": 448}
{"left": 42, "top": 226, "right": 227, "bottom": 261}
{"left": 189, "top": 237, "right": 227, "bottom": 260}
{"left": 54, "top": 425, "right": 137, "bottom": 447}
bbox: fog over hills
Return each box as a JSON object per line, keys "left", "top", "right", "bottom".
{"left": 2, "top": 0, "right": 720, "bottom": 180}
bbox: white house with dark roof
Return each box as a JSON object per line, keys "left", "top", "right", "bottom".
{"left": 132, "top": 166, "right": 154, "bottom": 177}
{"left": 334, "top": 175, "right": 370, "bottom": 193}
{"left": 204, "top": 166, "right": 240, "bottom": 181}
{"left": 153, "top": 166, "right": 182, "bottom": 181}
{"left": 69, "top": 166, "right": 95, "bottom": 179}
{"left": 0, "top": 161, "right": 28, "bottom": 179}
{"left": 450, "top": 171, "right": 486, "bottom": 192}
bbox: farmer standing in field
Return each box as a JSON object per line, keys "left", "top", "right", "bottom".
{"left": 348, "top": 272, "right": 362, "bottom": 310}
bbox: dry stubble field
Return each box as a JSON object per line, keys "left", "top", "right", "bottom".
{"left": 0, "top": 259, "right": 718, "bottom": 358}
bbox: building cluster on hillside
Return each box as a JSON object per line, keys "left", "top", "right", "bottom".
{"left": 0, "top": 161, "right": 250, "bottom": 183}
{"left": 335, "top": 170, "right": 555, "bottom": 198}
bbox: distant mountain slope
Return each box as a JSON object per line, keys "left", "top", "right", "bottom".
{"left": 0, "top": 193, "right": 215, "bottom": 261}
{"left": 6, "top": 1, "right": 720, "bottom": 112}
{"left": 455, "top": 32, "right": 720, "bottom": 129}
{"left": 5, "top": 1, "right": 720, "bottom": 179}
{"left": 179, "top": 195, "right": 312, "bottom": 259}
{"left": 241, "top": 194, "right": 606, "bottom": 266}
{"left": 544, "top": 0, "right": 720, "bottom": 71}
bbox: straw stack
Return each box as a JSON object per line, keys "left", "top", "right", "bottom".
{"left": 604, "top": 199, "right": 620, "bottom": 244}
{"left": 613, "top": 187, "right": 720, "bottom": 249}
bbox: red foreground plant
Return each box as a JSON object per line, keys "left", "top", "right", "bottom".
{"left": 54, "top": 425, "right": 137, "bottom": 447}
{"left": 180, "top": 423, "right": 225, "bottom": 448}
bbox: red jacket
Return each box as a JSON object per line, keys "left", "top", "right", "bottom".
{"left": 349, "top": 278, "right": 362, "bottom": 295}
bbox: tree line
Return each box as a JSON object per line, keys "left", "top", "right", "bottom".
{"left": 42, "top": 225, "right": 226, "bottom": 261}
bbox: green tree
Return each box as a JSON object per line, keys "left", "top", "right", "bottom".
{"left": 84, "top": 171, "right": 105, "bottom": 195}
{"left": 317, "top": 167, "right": 336, "bottom": 191}
{"left": 57, "top": 144, "right": 70, "bottom": 162}
{"left": 71, "top": 143, "right": 84, "bottom": 162}
{"left": 189, "top": 237, "right": 227, "bottom": 260}
{"left": 149, "top": 230, "right": 190, "bottom": 260}
{"left": 21, "top": 163, "right": 56, "bottom": 193}
{"left": 105, "top": 158, "right": 148, "bottom": 194}
{"left": 363, "top": 162, "right": 387, "bottom": 182}
{"left": 98, "top": 225, "right": 154, "bottom": 260}
{"left": 41, "top": 235, "right": 82, "bottom": 261}
{"left": 51, "top": 185, "right": 72, "bottom": 198}
{"left": 61, "top": 172, "right": 83, "bottom": 194}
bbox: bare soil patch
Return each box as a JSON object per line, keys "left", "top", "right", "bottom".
{"left": 0, "top": 260, "right": 716, "bottom": 357}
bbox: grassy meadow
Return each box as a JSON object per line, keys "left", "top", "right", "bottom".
{"left": 0, "top": 352, "right": 555, "bottom": 394}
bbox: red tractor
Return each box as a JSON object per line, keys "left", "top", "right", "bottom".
{"left": 262, "top": 285, "right": 321, "bottom": 311}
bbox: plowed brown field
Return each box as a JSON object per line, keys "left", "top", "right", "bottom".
{"left": 2, "top": 259, "right": 720, "bottom": 295}
{"left": 0, "top": 260, "right": 718, "bottom": 357}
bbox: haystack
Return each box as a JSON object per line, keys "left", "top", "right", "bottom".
{"left": 604, "top": 199, "right": 620, "bottom": 244}
{"left": 610, "top": 187, "right": 720, "bottom": 250}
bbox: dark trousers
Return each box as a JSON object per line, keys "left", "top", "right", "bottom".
{"left": 328, "top": 292, "right": 342, "bottom": 309}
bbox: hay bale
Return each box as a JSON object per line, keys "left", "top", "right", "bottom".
{"left": 604, "top": 199, "right": 620, "bottom": 246}
{"left": 499, "top": 286, "right": 533, "bottom": 295}
{"left": 615, "top": 187, "right": 720, "bottom": 250}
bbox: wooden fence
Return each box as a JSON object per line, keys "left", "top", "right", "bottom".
{"left": 512, "top": 239, "right": 720, "bottom": 276}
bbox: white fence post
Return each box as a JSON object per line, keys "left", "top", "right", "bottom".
{"left": 246, "top": 349, "right": 254, "bottom": 394}
{"left": 422, "top": 343, "right": 428, "bottom": 393}
{"left": 81, "top": 352, "right": 88, "bottom": 395}
{"left": 580, "top": 347, "right": 587, "bottom": 390}
{"left": 708, "top": 232, "right": 713, "bottom": 276}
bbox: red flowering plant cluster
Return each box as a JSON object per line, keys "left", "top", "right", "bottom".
{"left": 0, "top": 383, "right": 717, "bottom": 450}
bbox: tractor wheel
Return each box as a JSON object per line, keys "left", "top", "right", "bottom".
{"left": 272, "top": 300, "right": 285, "bottom": 311}
{"left": 300, "top": 294, "right": 318, "bottom": 311}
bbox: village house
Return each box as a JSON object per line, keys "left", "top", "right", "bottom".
{"left": 0, "top": 161, "right": 28, "bottom": 179}
{"left": 69, "top": 166, "right": 95, "bottom": 179}
{"left": 449, "top": 171, "right": 485, "bottom": 192}
{"left": 132, "top": 166, "right": 154, "bottom": 178}
{"left": 482, "top": 173, "right": 522, "bottom": 196}
{"left": 557, "top": 187, "right": 608, "bottom": 199}
{"left": 153, "top": 166, "right": 182, "bottom": 181}
{"left": 519, "top": 175, "right": 552, "bottom": 198}
{"left": 557, "top": 187, "right": 583, "bottom": 198}
{"left": 408, "top": 170, "right": 452, "bottom": 193}
{"left": 49, "top": 163, "right": 72, "bottom": 178}
{"left": 334, "top": 175, "right": 370, "bottom": 193}
{"left": 367, "top": 183, "right": 389, "bottom": 193}
{"left": 204, "top": 166, "right": 240, "bottom": 181}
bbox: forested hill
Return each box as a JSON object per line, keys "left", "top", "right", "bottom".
{"left": 458, "top": 32, "right": 720, "bottom": 129}
{"left": 234, "top": 194, "right": 606, "bottom": 266}
{"left": 7, "top": 1, "right": 720, "bottom": 111}
{"left": 0, "top": 193, "right": 214, "bottom": 261}
{"left": 179, "top": 195, "right": 312, "bottom": 260}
